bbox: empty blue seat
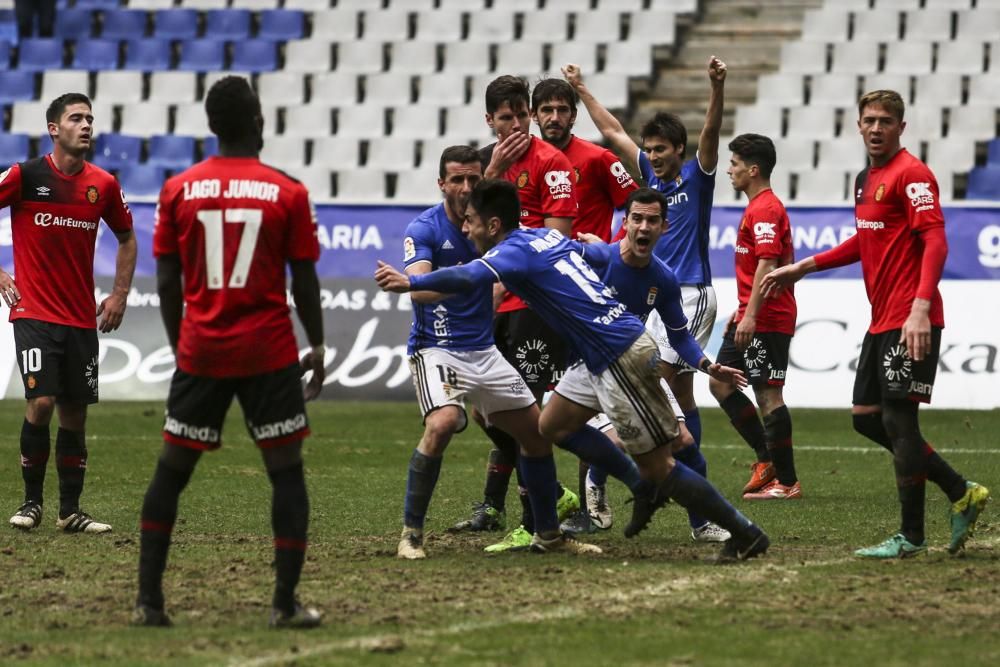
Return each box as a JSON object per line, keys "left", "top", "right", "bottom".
{"left": 117, "top": 163, "right": 166, "bottom": 197}
{"left": 153, "top": 9, "right": 198, "bottom": 40}
{"left": 74, "top": 0, "right": 122, "bottom": 9}
{"left": 124, "top": 38, "right": 171, "bottom": 70}
{"left": 258, "top": 10, "right": 305, "bottom": 41}
{"left": 93, "top": 133, "right": 143, "bottom": 171}
{"left": 178, "top": 40, "right": 225, "bottom": 72}
{"left": 0, "top": 71, "right": 37, "bottom": 104}
{"left": 205, "top": 9, "right": 251, "bottom": 41}
{"left": 201, "top": 136, "right": 218, "bottom": 159}
{"left": 0, "top": 41, "right": 10, "bottom": 69}
{"left": 0, "top": 14, "right": 16, "bottom": 45}
{"left": 0, "top": 133, "right": 31, "bottom": 166}
{"left": 987, "top": 139, "right": 1000, "bottom": 166}
{"left": 101, "top": 9, "right": 148, "bottom": 40}
{"left": 966, "top": 166, "right": 1000, "bottom": 200}
{"left": 17, "top": 38, "right": 64, "bottom": 71}
{"left": 72, "top": 39, "right": 119, "bottom": 70}
{"left": 231, "top": 40, "right": 276, "bottom": 72}
{"left": 54, "top": 9, "right": 94, "bottom": 39}
{"left": 147, "top": 135, "right": 195, "bottom": 170}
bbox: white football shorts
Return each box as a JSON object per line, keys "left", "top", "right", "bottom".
{"left": 646, "top": 284, "right": 717, "bottom": 372}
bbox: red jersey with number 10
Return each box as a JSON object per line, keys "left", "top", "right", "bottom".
{"left": 734, "top": 188, "right": 796, "bottom": 335}
{"left": 154, "top": 157, "right": 320, "bottom": 378}
{"left": 0, "top": 156, "right": 133, "bottom": 328}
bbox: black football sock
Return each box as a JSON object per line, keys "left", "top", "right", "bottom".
{"left": 763, "top": 406, "right": 797, "bottom": 486}
{"left": 719, "top": 392, "right": 770, "bottom": 462}
{"left": 55, "top": 428, "right": 87, "bottom": 518}
{"left": 483, "top": 446, "right": 515, "bottom": 511}
{"left": 138, "top": 459, "right": 194, "bottom": 611}
{"left": 20, "top": 419, "right": 50, "bottom": 504}
{"left": 403, "top": 449, "right": 442, "bottom": 530}
{"left": 269, "top": 462, "right": 309, "bottom": 615}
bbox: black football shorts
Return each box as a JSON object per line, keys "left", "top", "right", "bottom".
{"left": 13, "top": 318, "right": 99, "bottom": 404}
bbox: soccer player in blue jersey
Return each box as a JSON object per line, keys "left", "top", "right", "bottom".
{"left": 376, "top": 180, "right": 771, "bottom": 562}
{"left": 395, "top": 147, "right": 600, "bottom": 558}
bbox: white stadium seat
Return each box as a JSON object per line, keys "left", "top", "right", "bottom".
{"left": 388, "top": 41, "right": 438, "bottom": 75}
{"left": 120, "top": 103, "right": 170, "bottom": 137}
{"left": 412, "top": 11, "right": 463, "bottom": 42}
{"left": 94, "top": 71, "right": 144, "bottom": 104}
{"left": 786, "top": 105, "right": 841, "bottom": 140}
{"left": 780, "top": 42, "right": 828, "bottom": 74}
{"left": 311, "top": 10, "right": 360, "bottom": 41}
{"left": 966, "top": 72, "right": 1000, "bottom": 105}
{"left": 284, "top": 105, "right": 334, "bottom": 138}
{"left": 336, "top": 42, "right": 386, "bottom": 74}
{"left": 912, "top": 74, "right": 961, "bottom": 107}
{"left": 258, "top": 72, "right": 306, "bottom": 107}
{"left": 360, "top": 9, "right": 410, "bottom": 42}
{"left": 772, "top": 137, "right": 815, "bottom": 171}
{"left": 758, "top": 73, "right": 805, "bottom": 107}
{"left": 494, "top": 43, "right": 544, "bottom": 76}
{"left": 884, "top": 42, "right": 934, "bottom": 76}
{"left": 573, "top": 10, "right": 624, "bottom": 42}
{"left": 311, "top": 136, "right": 361, "bottom": 169}
{"left": 809, "top": 73, "right": 857, "bottom": 106}
{"left": 947, "top": 105, "right": 997, "bottom": 139}
{"left": 549, "top": 43, "right": 598, "bottom": 76}
{"left": 467, "top": 10, "right": 516, "bottom": 43}
{"left": 441, "top": 42, "right": 492, "bottom": 75}
{"left": 288, "top": 166, "right": 333, "bottom": 200}
{"left": 311, "top": 72, "right": 360, "bottom": 106}
{"left": 795, "top": 168, "right": 851, "bottom": 203}
{"left": 366, "top": 136, "right": 418, "bottom": 169}
{"left": 934, "top": 40, "right": 986, "bottom": 74}
{"left": 391, "top": 106, "right": 442, "bottom": 139}
{"left": 41, "top": 70, "right": 90, "bottom": 103}
{"left": 852, "top": 10, "right": 902, "bottom": 42}
{"left": 363, "top": 72, "right": 414, "bottom": 106}
{"left": 604, "top": 42, "right": 653, "bottom": 76}
{"left": 734, "top": 105, "right": 783, "bottom": 138}
{"left": 861, "top": 74, "right": 911, "bottom": 101}
{"left": 800, "top": 8, "right": 850, "bottom": 42}
{"left": 520, "top": 10, "right": 569, "bottom": 42}
{"left": 260, "top": 136, "right": 307, "bottom": 169}
{"left": 10, "top": 102, "right": 52, "bottom": 137}
{"left": 335, "top": 169, "right": 386, "bottom": 202}
{"left": 815, "top": 138, "right": 867, "bottom": 171}
{"left": 831, "top": 42, "right": 880, "bottom": 74}
{"left": 955, "top": 9, "right": 1000, "bottom": 40}
{"left": 904, "top": 9, "right": 954, "bottom": 42}
{"left": 285, "top": 41, "right": 335, "bottom": 73}
{"left": 624, "top": 11, "right": 676, "bottom": 45}
{"left": 336, "top": 105, "right": 385, "bottom": 138}
{"left": 147, "top": 72, "right": 198, "bottom": 106}
{"left": 417, "top": 73, "right": 468, "bottom": 107}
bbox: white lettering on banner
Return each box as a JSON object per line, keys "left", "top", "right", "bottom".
{"left": 136, "top": 346, "right": 176, "bottom": 384}
{"left": 93, "top": 287, "right": 160, "bottom": 308}
{"left": 97, "top": 338, "right": 142, "bottom": 384}
{"left": 316, "top": 224, "right": 382, "bottom": 250}
{"left": 978, "top": 225, "right": 1000, "bottom": 268}
{"left": 712, "top": 225, "right": 858, "bottom": 252}
{"left": 322, "top": 318, "right": 409, "bottom": 388}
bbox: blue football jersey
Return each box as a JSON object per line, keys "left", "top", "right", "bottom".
{"left": 403, "top": 203, "right": 494, "bottom": 354}
{"left": 478, "top": 228, "right": 646, "bottom": 374}
{"left": 637, "top": 152, "right": 715, "bottom": 285}
{"left": 600, "top": 242, "right": 688, "bottom": 329}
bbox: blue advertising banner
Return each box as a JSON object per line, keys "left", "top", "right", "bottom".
{"left": 3, "top": 203, "right": 998, "bottom": 279}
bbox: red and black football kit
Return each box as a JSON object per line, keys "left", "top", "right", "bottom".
{"left": 0, "top": 156, "right": 133, "bottom": 403}
{"left": 154, "top": 157, "right": 320, "bottom": 448}
{"left": 813, "top": 149, "right": 946, "bottom": 403}
{"left": 561, "top": 135, "right": 636, "bottom": 241}
{"left": 717, "top": 189, "right": 796, "bottom": 388}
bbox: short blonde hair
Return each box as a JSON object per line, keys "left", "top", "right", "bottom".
{"left": 858, "top": 90, "right": 905, "bottom": 122}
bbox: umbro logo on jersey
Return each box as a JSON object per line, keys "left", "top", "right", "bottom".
{"left": 35, "top": 186, "right": 51, "bottom": 197}
{"left": 441, "top": 239, "right": 454, "bottom": 250}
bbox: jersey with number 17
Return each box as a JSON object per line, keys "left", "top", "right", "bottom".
{"left": 153, "top": 157, "right": 320, "bottom": 378}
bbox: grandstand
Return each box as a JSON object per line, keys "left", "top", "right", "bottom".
{"left": 0, "top": 0, "right": 996, "bottom": 203}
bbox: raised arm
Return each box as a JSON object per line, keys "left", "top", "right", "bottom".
{"left": 562, "top": 64, "right": 641, "bottom": 174}
{"left": 697, "top": 55, "right": 727, "bottom": 174}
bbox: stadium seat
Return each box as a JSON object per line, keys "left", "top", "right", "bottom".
{"left": 147, "top": 135, "right": 196, "bottom": 170}
{"left": 903, "top": 9, "right": 953, "bottom": 41}
{"left": 966, "top": 72, "right": 1000, "bottom": 105}
{"left": 336, "top": 105, "right": 384, "bottom": 138}
{"left": 128, "top": 0, "right": 178, "bottom": 8}
{"left": 786, "top": 106, "right": 840, "bottom": 139}
{"left": 734, "top": 105, "right": 783, "bottom": 138}
{"left": 412, "top": 11, "right": 463, "bottom": 42}
{"left": 394, "top": 169, "right": 445, "bottom": 204}
{"left": 311, "top": 136, "right": 361, "bottom": 169}
{"left": 232, "top": 0, "right": 282, "bottom": 8}
{"left": 336, "top": 41, "right": 386, "bottom": 73}
{"left": 153, "top": 9, "right": 200, "bottom": 40}
{"left": 310, "top": 72, "right": 360, "bottom": 105}
{"left": 364, "top": 72, "right": 414, "bottom": 106}
{"left": 388, "top": 41, "right": 438, "bottom": 75}
{"left": 284, "top": 0, "right": 335, "bottom": 8}
{"left": 287, "top": 166, "right": 332, "bottom": 199}
{"left": 520, "top": 10, "right": 569, "bottom": 42}
{"left": 9, "top": 101, "right": 49, "bottom": 136}
{"left": 147, "top": 72, "right": 197, "bottom": 104}
{"left": 285, "top": 105, "right": 334, "bottom": 138}
{"left": 800, "top": 8, "right": 850, "bottom": 42}
{"left": 947, "top": 106, "right": 997, "bottom": 139}
{"left": 181, "top": 0, "right": 232, "bottom": 9}
{"left": 17, "top": 38, "right": 65, "bottom": 72}
{"left": 596, "top": 0, "right": 643, "bottom": 9}
{"left": 713, "top": 168, "right": 739, "bottom": 204}
{"left": 830, "top": 41, "right": 880, "bottom": 74}
{"left": 934, "top": 40, "right": 985, "bottom": 74}
{"left": 310, "top": 10, "right": 360, "bottom": 41}
{"left": 0, "top": 133, "right": 30, "bottom": 166}
{"left": 852, "top": 9, "right": 902, "bottom": 41}
{"left": 965, "top": 165, "right": 1000, "bottom": 199}
{"left": 205, "top": 9, "right": 251, "bottom": 41}
{"left": 549, "top": 43, "right": 597, "bottom": 75}
{"left": 494, "top": 43, "right": 543, "bottom": 76}
{"left": 570, "top": 110, "right": 602, "bottom": 143}
{"left": 815, "top": 138, "right": 866, "bottom": 171}
{"left": 391, "top": 106, "right": 441, "bottom": 139}
{"left": 955, "top": 9, "right": 1000, "bottom": 40}
{"left": 335, "top": 169, "right": 386, "bottom": 202}
{"left": 203, "top": 70, "right": 251, "bottom": 93}
{"left": 884, "top": 42, "right": 933, "bottom": 75}
{"left": 285, "top": 40, "right": 333, "bottom": 73}
{"left": 582, "top": 73, "right": 629, "bottom": 109}
{"left": 361, "top": 8, "right": 409, "bottom": 41}
{"left": 72, "top": 39, "right": 120, "bottom": 70}
{"left": 795, "top": 168, "right": 850, "bottom": 202}
{"left": 178, "top": 40, "right": 226, "bottom": 72}
{"left": 366, "top": 136, "right": 418, "bottom": 169}
{"left": 173, "top": 103, "right": 212, "bottom": 136}
{"left": 117, "top": 164, "right": 166, "bottom": 197}
{"left": 779, "top": 42, "right": 828, "bottom": 74}
{"left": 573, "top": 10, "right": 623, "bottom": 42}
{"left": 200, "top": 135, "right": 218, "bottom": 158}
{"left": 904, "top": 105, "right": 943, "bottom": 142}
{"left": 604, "top": 42, "right": 653, "bottom": 76}
{"left": 757, "top": 73, "right": 804, "bottom": 107}
{"left": 94, "top": 70, "right": 143, "bottom": 104}
{"left": 54, "top": 9, "right": 95, "bottom": 39}
{"left": 259, "top": 136, "right": 306, "bottom": 169}
{"left": 912, "top": 74, "right": 960, "bottom": 106}
{"left": 924, "top": 0, "right": 974, "bottom": 7}
{"left": 232, "top": 41, "right": 277, "bottom": 72}
{"left": 441, "top": 42, "right": 491, "bottom": 75}
{"left": 467, "top": 10, "right": 515, "bottom": 43}
{"left": 862, "top": 74, "right": 911, "bottom": 101}
{"left": 258, "top": 72, "right": 305, "bottom": 106}
{"left": 101, "top": 9, "right": 149, "bottom": 41}
{"left": 988, "top": 138, "right": 1000, "bottom": 165}
{"left": 0, "top": 41, "right": 10, "bottom": 70}
{"left": 93, "top": 133, "right": 143, "bottom": 171}
{"left": 74, "top": 0, "right": 123, "bottom": 9}
{"left": 418, "top": 137, "right": 458, "bottom": 169}
{"left": 625, "top": 11, "right": 677, "bottom": 45}
{"left": 0, "top": 71, "right": 37, "bottom": 105}
{"left": 416, "top": 72, "right": 467, "bottom": 107}
{"left": 120, "top": 103, "right": 170, "bottom": 137}
{"left": 925, "top": 137, "right": 977, "bottom": 175}
{"left": 447, "top": 104, "right": 492, "bottom": 144}
{"left": 124, "top": 39, "right": 172, "bottom": 71}
{"left": 772, "top": 137, "right": 815, "bottom": 171}
{"left": 40, "top": 70, "right": 90, "bottom": 102}
{"left": 258, "top": 10, "right": 305, "bottom": 41}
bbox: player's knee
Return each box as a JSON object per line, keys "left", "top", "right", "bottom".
{"left": 26, "top": 396, "right": 56, "bottom": 424}
{"left": 708, "top": 376, "right": 732, "bottom": 401}
{"left": 881, "top": 399, "right": 920, "bottom": 442}
{"left": 670, "top": 426, "right": 695, "bottom": 453}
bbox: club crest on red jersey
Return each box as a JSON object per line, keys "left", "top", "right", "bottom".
{"left": 874, "top": 183, "right": 885, "bottom": 201}
{"left": 86, "top": 185, "right": 99, "bottom": 204}
{"left": 516, "top": 170, "right": 529, "bottom": 189}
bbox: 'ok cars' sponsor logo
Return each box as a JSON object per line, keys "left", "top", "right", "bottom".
{"left": 905, "top": 181, "right": 935, "bottom": 212}
{"left": 33, "top": 212, "right": 97, "bottom": 231}
{"left": 544, "top": 170, "right": 572, "bottom": 199}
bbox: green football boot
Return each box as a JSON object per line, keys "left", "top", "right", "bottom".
{"left": 948, "top": 481, "right": 990, "bottom": 555}
{"left": 854, "top": 533, "right": 927, "bottom": 559}
{"left": 484, "top": 525, "right": 532, "bottom": 553}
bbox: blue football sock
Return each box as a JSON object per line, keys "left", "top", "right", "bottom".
{"left": 674, "top": 443, "right": 709, "bottom": 529}
{"left": 661, "top": 461, "right": 755, "bottom": 539}
{"left": 588, "top": 466, "right": 609, "bottom": 487}
{"left": 557, "top": 425, "right": 642, "bottom": 491}
{"left": 683, "top": 408, "right": 702, "bottom": 447}
{"left": 518, "top": 454, "right": 559, "bottom": 534}
{"left": 403, "top": 450, "right": 442, "bottom": 530}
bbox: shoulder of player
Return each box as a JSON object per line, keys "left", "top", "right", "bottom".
{"left": 406, "top": 205, "right": 445, "bottom": 236}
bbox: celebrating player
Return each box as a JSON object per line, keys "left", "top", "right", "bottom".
{"left": 135, "top": 77, "right": 326, "bottom": 627}
{"left": 762, "top": 90, "right": 989, "bottom": 558}
{"left": 3, "top": 93, "right": 136, "bottom": 534}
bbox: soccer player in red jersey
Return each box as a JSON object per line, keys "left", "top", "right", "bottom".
{"left": 1, "top": 93, "right": 136, "bottom": 534}
{"left": 710, "top": 134, "right": 801, "bottom": 500}
{"left": 763, "top": 90, "right": 989, "bottom": 558}
{"left": 450, "top": 76, "right": 580, "bottom": 550}
{"left": 135, "top": 77, "right": 326, "bottom": 627}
